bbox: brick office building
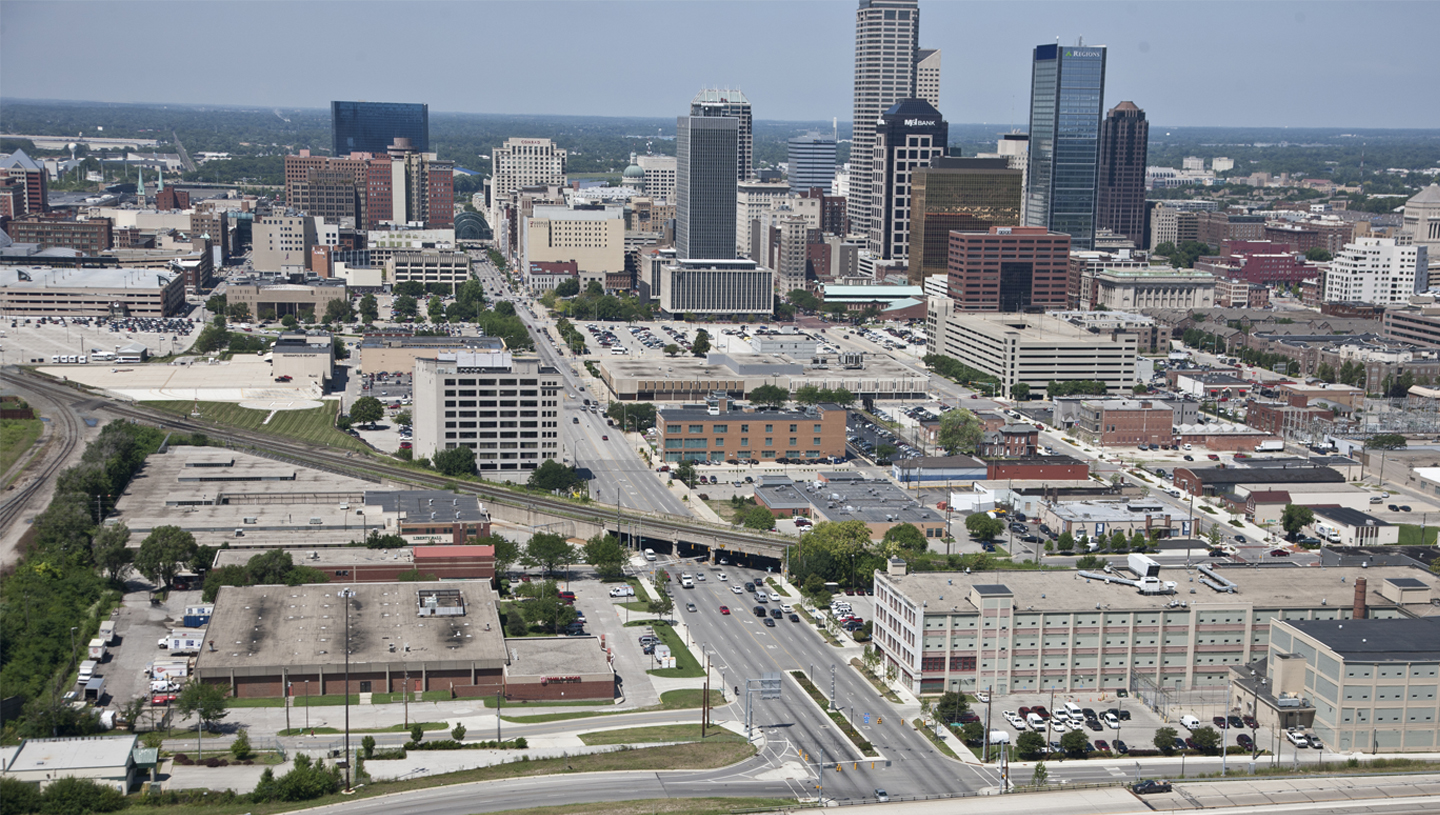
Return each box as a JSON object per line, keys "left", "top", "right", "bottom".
{"left": 656, "top": 396, "right": 847, "bottom": 464}
{"left": 1072, "top": 399, "right": 1176, "bottom": 447}
{"left": 946, "top": 226, "right": 1070, "bottom": 311}
{"left": 985, "top": 455, "right": 1090, "bottom": 481}
{"left": 6, "top": 214, "right": 113, "bottom": 254}
{"left": 977, "top": 424, "right": 1039, "bottom": 456}
{"left": 1264, "top": 219, "right": 1354, "bottom": 255}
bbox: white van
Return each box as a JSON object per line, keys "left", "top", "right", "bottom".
{"left": 643, "top": 548, "right": 657, "bottom": 561}
{"left": 1181, "top": 714, "right": 1202, "bottom": 730}
{"left": 1064, "top": 701, "right": 1084, "bottom": 719}
{"left": 1026, "top": 712, "right": 1046, "bottom": 730}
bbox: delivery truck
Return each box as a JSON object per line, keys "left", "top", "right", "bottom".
{"left": 88, "top": 638, "right": 108, "bottom": 661}
{"left": 1254, "top": 440, "right": 1284, "bottom": 452}
{"left": 97, "top": 620, "right": 117, "bottom": 645}
{"left": 163, "top": 628, "right": 206, "bottom": 655}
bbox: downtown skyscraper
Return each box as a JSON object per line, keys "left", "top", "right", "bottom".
{"left": 1024, "top": 42, "right": 1107, "bottom": 250}
{"left": 691, "top": 88, "right": 753, "bottom": 181}
{"left": 1096, "top": 101, "right": 1149, "bottom": 249}
{"left": 849, "top": 0, "right": 939, "bottom": 238}
{"left": 675, "top": 114, "right": 738, "bottom": 260}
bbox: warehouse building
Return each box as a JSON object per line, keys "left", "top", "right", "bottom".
{"left": 0, "top": 265, "right": 186, "bottom": 317}
{"left": 755, "top": 472, "right": 947, "bottom": 540}
{"left": 1232, "top": 612, "right": 1440, "bottom": 751}
{"left": 213, "top": 544, "right": 495, "bottom": 583}
{"left": 360, "top": 334, "right": 504, "bottom": 374}
{"left": 197, "top": 582, "right": 612, "bottom": 700}
{"left": 872, "top": 561, "right": 1440, "bottom": 696}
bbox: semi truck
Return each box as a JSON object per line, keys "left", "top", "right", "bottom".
{"left": 1254, "top": 440, "right": 1285, "bottom": 452}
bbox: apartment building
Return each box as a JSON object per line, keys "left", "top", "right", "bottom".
{"left": 5, "top": 214, "right": 113, "bottom": 255}
{"left": 872, "top": 562, "right": 1439, "bottom": 696}
{"left": 1071, "top": 398, "right": 1177, "bottom": 446}
{"left": 1322, "top": 238, "right": 1428, "bottom": 305}
{"left": 411, "top": 351, "right": 562, "bottom": 471}
{"left": 522, "top": 205, "right": 625, "bottom": 288}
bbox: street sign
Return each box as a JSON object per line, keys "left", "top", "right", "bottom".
{"left": 760, "top": 671, "right": 783, "bottom": 700}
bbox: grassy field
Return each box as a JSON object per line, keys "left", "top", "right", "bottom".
{"left": 0, "top": 418, "right": 44, "bottom": 479}
{"left": 579, "top": 724, "right": 745, "bottom": 745}
{"left": 1397, "top": 524, "right": 1438, "bottom": 546}
{"left": 112, "top": 744, "right": 765, "bottom": 815}
{"left": 659, "top": 689, "right": 724, "bottom": 709}
{"left": 144, "top": 400, "right": 371, "bottom": 453}
{"left": 500, "top": 710, "right": 611, "bottom": 724}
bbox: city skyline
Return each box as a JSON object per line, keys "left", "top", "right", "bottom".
{"left": 3, "top": 1, "right": 1439, "bottom": 130}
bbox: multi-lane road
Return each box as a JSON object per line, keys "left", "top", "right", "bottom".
{"left": 472, "top": 259, "right": 688, "bottom": 516}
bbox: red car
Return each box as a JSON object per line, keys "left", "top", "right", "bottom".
{"left": 1213, "top": 716, "right": 1228, "bottom": 729}
{"left": 152, "top": 694, "right": 177, "bottom": 706}
{"left": 1207, "top": 453, "right": 1221, "bottom": 461}
{"left": 719, "top": 605, "right": 731, "bottom": 615}
{"left": 1032, "top": 705, "right": 1050, "bottom": 719}
{"left": 601, "top": 435, "right": 609, "bottom": 441}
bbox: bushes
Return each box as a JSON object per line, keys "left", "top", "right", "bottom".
{"left": 402, "top": 738, "right": 527, "bottom": 751}
{"left": 6, "top": 776, "right": 129, "bottom": 814}
{"left": 251, "top": 754, "right": 342, "bottom": 803}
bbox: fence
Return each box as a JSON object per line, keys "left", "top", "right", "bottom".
{"left": 830, "top": 780, "right": 1124, "bottom": 806}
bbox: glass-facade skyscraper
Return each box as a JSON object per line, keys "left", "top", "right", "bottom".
{"left": 675, "top": 115, "right": 738, "bottom": 260}
{"left": 906, "top": 157, "right": 1022, "bottom": 284}
{"left": 331, "top": 101, "right": 429, "bottom": 156}
{"left": 787, "top": 132, "right": 837, "bottom": 194}
{"left": 1024, "top": 43, "right": 1106, "bottom": 251}
{"left": 691, "top": 89, "right": 753, "bottom": 181}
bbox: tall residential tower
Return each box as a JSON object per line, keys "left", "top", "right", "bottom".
{"left": 1024, "top": 42, "right": 1107, "bottom": 250}
{"left": 1096, "top": 102, "right": 1149, "bottom": 249}
{"left": 850, "top": 1, "right": 938, "bottom": 237}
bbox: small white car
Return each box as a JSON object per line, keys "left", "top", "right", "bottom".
{"left": 780, "top": 603, "right": 794, "bottom": 613}
{"left": 716, "top": 572, "right": 727, "bottom": 581}
{"left": 1105, "top": 713, "right": 1121, "bottom": 729}
{"left": 976, "top": 691, "right": 990, "bottom": 703}
{"left": 731, "top": 585, "right": 744, "bottom": 594}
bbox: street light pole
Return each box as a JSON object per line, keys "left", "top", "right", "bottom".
{"left": 341, "top": 588, "right": 354, "bottom": 792}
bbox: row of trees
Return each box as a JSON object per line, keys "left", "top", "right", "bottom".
{"left": 1153, "top": 240, "right": 1216, "bottom": 269}
{"left": 202, "top": 549, "right": 331, "bottom": 602}
{"left": 1045, "top": 380, "right": 1109, "bottom": 397}
{"left": 923, "top": 354, "right": 1001, "bottom": 393}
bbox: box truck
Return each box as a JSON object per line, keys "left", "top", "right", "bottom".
{"left": 164, "top": 629, "right": 205, "bottom": 655}
{"left": 1254, "top": 440, "right": 1284, "bottom": 452}
{"left": 97, "top": 620, "right": 117, "bottom": 645}
{"left": 88, "top": 638, "right": 108, "bottom": 661}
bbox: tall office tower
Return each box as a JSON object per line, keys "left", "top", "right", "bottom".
{"left": 787, "top": 132, "right": 838, "bottom": 194}
{"left": 850, "top": 0, "right": 923, "bottom": 237}
{"left": 675, "top": 115, "right": 738, "bottom": 260}
{"left": 691, "top": 88, "right": 753, "bottom": 181}
{"left": 915, "top": 49, "right": 941, "bottom": 107}
{"left": 1024, "top": 42, "right": 1107, "bottom": 250}
{"left": 0, "top": 149, "right": 48, "bottom": 216}
{"left": 1096, "top": 102, "right": 1149, "bottom": 250}
{"left": 907, "top": 157, "right": 1022, "bottom": 284}
{"left": 331, "top": 101, "right": 429, "bottom": 155}
{"left": 869, "top": 99, "right": 947, "bottom": 262}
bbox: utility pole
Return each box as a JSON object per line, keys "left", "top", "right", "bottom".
{"left": 285, "top": 682, "right": 291, "bottom": 734}
{"left": 341, "top": 587, "right": 354, "bottom": 792}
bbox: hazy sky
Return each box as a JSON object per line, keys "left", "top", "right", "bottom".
{"left": 3, "top": 1, "right": 1438, "bottom": 129}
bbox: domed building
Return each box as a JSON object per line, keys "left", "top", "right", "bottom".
{"left": 622, "top": 153, "right": 645, "bottom": 191}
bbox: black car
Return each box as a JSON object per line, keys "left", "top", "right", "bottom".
{"left": 770, "top": 608, "right": 783, "bottom": 619}
{"left": 1236, "top": 733, "right": 1254, "bottom": 750}
{"left": 1082, "top": 708, "right": 1097, "bottom": 720}
{"left": 1388, "top": 504, "right": 1399, "bottom": 511}
{"left": 788, "top": 613, "right": 800, "bottom": 622}
{"left": 1113, "top": 739, "right": 1129, "bottom": 754}
{"left": 1086, "top": 719, "right": 1103, "bottom": 732}
{"left": 1228, "top": 715, "right": 1244, "bottom": 729}
{"left": 1400, "top": 505, "right": 1412, "bottom": 512}
{"left": 763, "top": 617, "right": 776, "bottom": 627}
{"left": 1132, "top": 780, "right": 1173, "bottom": 795}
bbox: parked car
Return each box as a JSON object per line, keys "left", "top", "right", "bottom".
{"left": 1242, "top": 715, "right": 1258, "bottom": 729}
{"left": 1286, "top": 730, "right": 1310, "bottom": 748}
{"left": 1113, "top": 739, "right": 1129, "bottom": 754}
{"left": 1132, "top": 780, "right": 1173, "bottom": 795}
{"left": 1236, "top": 733, "right": 1255, "bottom": 750}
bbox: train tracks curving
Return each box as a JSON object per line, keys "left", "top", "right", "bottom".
{"left": 3, "top": 369, "right": 790, "bottom": 558}
{"left": 0, "top": 366, "right": 86, "bottom": 533}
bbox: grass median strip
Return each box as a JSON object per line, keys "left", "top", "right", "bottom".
{"left": 578, "top": 724, "right": 745, "bottom": 745}
{"left": 789, "top": 671, "right": 878, "bottom": 757}
{"left": 910, "top": 718, "right": 960, "bottom": 760}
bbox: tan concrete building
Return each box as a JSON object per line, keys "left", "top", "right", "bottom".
{"left": 522, "top": 205, "right": 624, "bottom": 288}
{"left": 225, "top": 276, "right": 348, "bottom": 319}
{"left": 0, "top": 265, "right": 186, "bottom": 317}
{"left": 359, "top": 335, "right": 505, "bottom": 374}
{"left": 387, "top": 249, "right": 472, "bottom": 294}
{"left": 1087, "top": 266, "right": 1216, "bottom": 311}
{"left": 251, "top": 214, "right": 317, "bottom": 272}
{"left": 411, "top": 351, "right": 562, "bottom": 470}
{"left": 1, "top": 735, "right": 142, "bottom": 793}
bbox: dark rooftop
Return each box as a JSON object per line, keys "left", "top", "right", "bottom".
{"left": 972, "top": 584, "right": 1012, "bottom": 596}
{"left": 1310, "top": 505, "right": 1389, "bottom": 527}
{"left": 1387, "top": 577, "right": 1428, "bottom": 589}
{"left": 1182, "top": 466, "right": 1344, "bottom": 485}
{"left": 1286, "top": 617, "right": 1440, "bottom": 661}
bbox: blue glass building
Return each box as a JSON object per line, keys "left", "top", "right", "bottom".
{"left": 331, "top": 101, "right": 429, "bottom": 156}
{"left": 1024, "top": 43, "right": 1106, "bottom": 250}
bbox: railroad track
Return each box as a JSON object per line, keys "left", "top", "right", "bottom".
{"left": 3, "top": 369, "right": 792, "bottom": 557}
{"left": 0, "top": 366, "right": 86, "bottom": 532}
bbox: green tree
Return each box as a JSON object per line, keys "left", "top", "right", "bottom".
{"left": 1057, "top": 530, "right": 1075, "bottom": 552}
{"left": 793, "top": 384, "right": 822, "bottom": 405}
{"left": 748, "top": 384, "right": 789, "bottom": 407}
{"left": 92, "top": 522, "right": 134, "bottom": 584}
{"left": 230, "top": 728, "right": 253, "bottom": 760}
{"left": 1017, "top": 730, "right": 1047, "bottom": 760}
{"left": 1190, "top": 725, "right": 1221, "bottom": 753}
{"left": 582, "top": 533, "right": 627, "bottom": 580}
{"left": 933, "top": 691, "right": 969, "bottom": 723}
{"left": 350, "top": 396, "right": 384, "bottom": 428}
{"left": 882, "top": 522, "right": 928, "bottom": 554}
{"left": 394, "top": 281, "right": 426, "bottom": 298}
{"left": 555, "top": 278, "right": 581, "bottom": 297}
{"left": 1305, "top": 247, "right": 1332, "bottom": 262}
{"left": 479, "top": 533, "right": 521, "bottom": 579}
{"left": 194, "top": 322, "right": 228, "bottom": 354}
{"left": 361, "top": 735, "right": 376, "bottom": 758}
{"left": 663, "top": 343, "right": 680, "bottom": 357}
{"left": 691, "top": 329, "right": 711, "bottom": 357}
{"left": 606, "top": 401, "right": 656, "bottom": 432}
{"left": 937, "top": 408, "right": 984, "bottom": 455}
{"left": 523, "top": 532, "right": 574, "bottom": 576}
{"left": 741, "top": 504, "right": 775, "bottom": 531}
{"left": 134, "top": 525, "right": 198, "bottom": 589}
{"left": 965, "top": 513, "right": 1003, "bottom": 542}
{"left": 673, "top": 459, "right": 698, "bottom": 488}
{"left": 527, "top": 459, "right": 582, "bottom": 493}
{"left": 432, "top": 446, "right": 476, "bottom": 477}
{"left": 393, "top": 294, "right": 418, "bottom": 320}
{"left": 1366, "top": 433, "right": 1407, "bottom": 450}
{"left": 1281, "top": 504, "right": 1315, "bottom": 540}
{"left": 1011, "top": 382, "right": 1031, "bottom": 401}
{"left": 411, "top": 723, "right": 425, "bottom": 743}
{"left": 281, "top": 313, "right": 299, "bottom": 330}
{"left": 1154, "top": 725, "right": 1179, "bottom": 754}
{"left": 393, "top": 410, "right": 412, "bottom": 428}
{"left": 1060, "top": 728, "right": 1089, "bottom": 758}
{"left": 204, "top": 293, "right": 227, "bottom": 315}
{"left": 324, "top": 297, "right": 354, "bottom": 325}
{"left": 960, "top": 721, "right": 985, "bottom": 745}
{"left": 359, "top": 293, "right": 379, "bottom": 324}
{"left": 176, "top": 679, "right": 229, "bottom": 756}
{"left": 427, "top": 295, "right": 446, "bottom": 323}
{"left": 35, "top": 776, "right": 127, "bottom": 814}
{"left": 227, "top": 302, "right": 252, "bottom": 322}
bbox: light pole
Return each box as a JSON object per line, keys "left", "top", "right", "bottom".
{"left": 340, "top": 587, "right": 355, "bottom": 791}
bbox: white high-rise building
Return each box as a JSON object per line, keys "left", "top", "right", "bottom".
{"left": 850, "top": 0, "right": 936, "bottom": 238}
{"left": 1322, "top": 238, "right": 1429, "bottom": 305}
{"left": 488, "top": 138, "right": 567, "bottom": 233}
{"left": 637, "top": 155, "right": 677, "bottom": 202}
{"left": 736, "top": 180, "right": 792, "bottom": 256}
{"left": 915, "top": 48, "right": 941, "bottom": 107}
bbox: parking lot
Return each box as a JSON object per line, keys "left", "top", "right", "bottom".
{"left": 1, "top": 312, "right": 200, "bottom": 367}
